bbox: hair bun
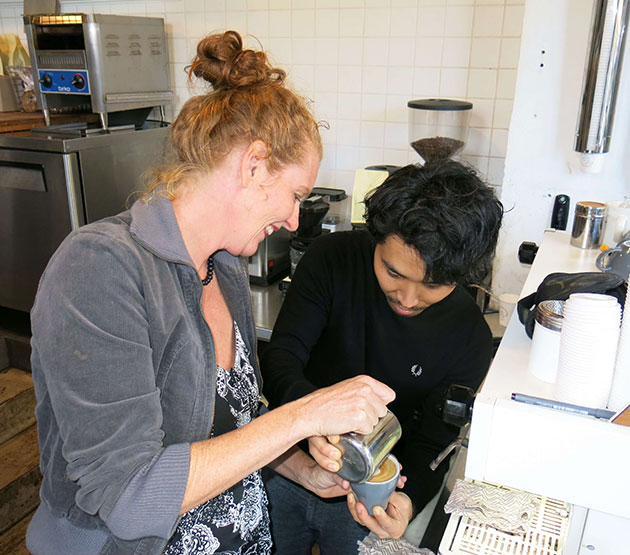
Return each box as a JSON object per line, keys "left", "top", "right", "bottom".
{"left": 188, "top": 30, "right": 285, "bottom": 89}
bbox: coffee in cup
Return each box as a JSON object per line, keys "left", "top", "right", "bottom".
{"left": 367, "top": 456, "right": 397, "bottom": 483}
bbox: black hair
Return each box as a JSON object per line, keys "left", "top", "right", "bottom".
{"left": 364, "top": 161, "right": 503, "bottom": 286}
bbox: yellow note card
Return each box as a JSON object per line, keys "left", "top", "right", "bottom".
{"left": 351, "top": 169, "right": 390, "bottom": 225}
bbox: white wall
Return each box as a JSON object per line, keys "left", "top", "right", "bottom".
{"left": 492, "top": 0, "right": 630, "bottom": 296}
{"left": 0, "top": 0, "right": 524, "bottom": 194}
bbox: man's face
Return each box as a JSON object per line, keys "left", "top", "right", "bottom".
{"left": 373, "top": 235, "right": 456, "bottom": 317}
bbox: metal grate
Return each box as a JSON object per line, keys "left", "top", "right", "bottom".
{"left": 34, "top": 14, "right": 84, "bottom": 25}
{"left": 440, "top": 485, "right": 570, "bottom": 555}
{"left": 37, "top": 51, "right": 85, "bottom": 69}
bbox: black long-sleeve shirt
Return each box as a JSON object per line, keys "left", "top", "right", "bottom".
{"left": 261, "top": 230, "right": 492, "bottom": 511}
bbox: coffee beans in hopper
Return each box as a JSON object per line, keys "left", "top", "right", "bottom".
{"left": 411, "top": 136, "right": 465, "bottom": 163}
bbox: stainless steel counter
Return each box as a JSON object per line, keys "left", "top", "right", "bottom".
{"left": 250, "top": 283, "right": 286, "bottom": 341}
{"left": 0, "top": 121, "right": 168, "bottom": 153}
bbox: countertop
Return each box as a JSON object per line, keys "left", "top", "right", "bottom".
{"left": 0, "top": 120, "right": 169, "bottom": 153}
{"left": 466, "top": 229, "right": 630, "bottom": 519}
{"left": 0, "top": 111, "right": 98, "bottom": 133}
{"left": 250, "top": 282, "right": 286, "bottom": 341}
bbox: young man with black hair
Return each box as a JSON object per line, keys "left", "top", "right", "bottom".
{"left": 261, "top": 161, "right": 503, "bottom": 553}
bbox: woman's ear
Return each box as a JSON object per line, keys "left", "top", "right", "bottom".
{"left": 241, "top": 140, "right": 269, "bottom": 185}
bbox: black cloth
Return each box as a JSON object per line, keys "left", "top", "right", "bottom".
{"left": 261, "top": 230, "right": 493, "bottom": 512}
{"left": 517, "top": 271, "right": 627, "bottom": 338}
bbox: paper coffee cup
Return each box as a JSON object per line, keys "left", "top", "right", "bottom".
{"left": 498, "top": 293, "right": 519, "bottom": 327}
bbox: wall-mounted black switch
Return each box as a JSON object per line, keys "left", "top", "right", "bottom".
{"left": 518, "top": 241, "right": 539, "bottom": 265}
{"left": 551, "top": 194, "right": 570, "bottom": 230}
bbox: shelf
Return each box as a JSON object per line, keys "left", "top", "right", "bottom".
{"left": 0, "top": 111, "right": 98, "bottom": 134}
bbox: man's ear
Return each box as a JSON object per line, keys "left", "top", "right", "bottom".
{"left": 241, "top": 140, "right": 268, "bottom": 185}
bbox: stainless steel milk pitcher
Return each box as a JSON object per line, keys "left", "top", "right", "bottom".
{"left": 336, "top": 410, "right": 402, "bottom": 483}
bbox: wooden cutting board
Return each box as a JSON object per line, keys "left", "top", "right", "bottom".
{"left": 0, "top": 111, "right": 99, "bottom": 134}
{"left": 612, "top": 404, "right": 630, "bottom": 426}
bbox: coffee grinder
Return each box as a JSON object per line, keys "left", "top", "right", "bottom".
{"left": 312, "top": 186, "right": 351, "bottom": 233}
{"left": 289, "top": 194, "right": 329, "bottom": 276}
{"left": 408, "top": 99, "right": 472, "bottom": 164}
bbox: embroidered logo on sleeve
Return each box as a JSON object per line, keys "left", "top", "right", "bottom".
{"left": 410, "top": 364, "right": 423, "bottom": 377}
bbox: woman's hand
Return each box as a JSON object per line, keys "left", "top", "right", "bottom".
{"left": 295, "top": 375, "right": 395, "bottom": 439}
{"left": 347, "top": 491, "right": 414, "bottom": 540}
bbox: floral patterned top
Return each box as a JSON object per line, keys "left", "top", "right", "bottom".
{"left": 164, "top": 322, "right": 271, "bottom": 555}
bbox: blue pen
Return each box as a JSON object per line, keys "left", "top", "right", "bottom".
{"left": 511, "top": 393, "right": 615, "bottom": 420}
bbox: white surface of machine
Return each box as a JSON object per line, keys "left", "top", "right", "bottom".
{"left": 453, "top": 230, "right": 630, "bottom": 553}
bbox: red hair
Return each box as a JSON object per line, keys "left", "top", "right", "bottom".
{"left": 145, "top": 31, "right": 322, "bottom": 198}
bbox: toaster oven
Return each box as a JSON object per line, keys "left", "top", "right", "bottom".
{"left": 24, "top": 13, "right": 173, "bottom": 128}
{"left": 248, "top": 229, "right": 291, "bottom": 285}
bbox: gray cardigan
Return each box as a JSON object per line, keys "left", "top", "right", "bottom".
{"left": 27, "top": 196, "right": 260, "bottom": 554}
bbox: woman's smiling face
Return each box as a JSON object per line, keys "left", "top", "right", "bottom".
{"left": 238, "top": 145, "right": 320, "bottom": 258}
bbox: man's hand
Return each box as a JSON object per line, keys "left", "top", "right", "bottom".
{"left": 347, "top": 491, "right": 413, "bottom": 539}
{"left": 308, "top": 435, "right": 342, "bottom": 472}
{"left": 300, "top": 456, "right": 351, "bottom": 498}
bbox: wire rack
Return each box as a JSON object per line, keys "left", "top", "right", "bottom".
{"left": 5, "top": 67, "right": 25, "bottom": 109}
{"left": 439, "top": 484, "right": 571, "bottom": 555}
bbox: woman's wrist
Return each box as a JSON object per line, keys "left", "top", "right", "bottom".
{"left": 279, "top": 396, "right": 313, "bottom": 443}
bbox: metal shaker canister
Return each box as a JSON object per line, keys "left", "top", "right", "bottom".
{"left": 528, "top": 300, "right": 564, "bottom": 383}
{"left": 570, "top": 201, "right": 607, "bottom": 249}
{"left": 336, "top": 410, "right": 402, "bottom": 483}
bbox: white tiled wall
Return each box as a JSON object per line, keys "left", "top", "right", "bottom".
{"left": 0, "top": 0, "right": 524, "bottom": 191}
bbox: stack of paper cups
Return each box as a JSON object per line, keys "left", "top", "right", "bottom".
{"left": 608, "top": 284, "right": 630, "bottom": 412}
{"left": 555, "top": 293, "right": 621, "bottom": 408}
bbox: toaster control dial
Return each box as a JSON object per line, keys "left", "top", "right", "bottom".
{"left": 72, "top": 74, "right": 86, "bottom": 90}
{"left": 39, "top": 73, "right": 52, "bottom": 89}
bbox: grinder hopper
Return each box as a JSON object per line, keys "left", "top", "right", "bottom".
{"left": 408, "top": 98, "right": 472, "bottom": 164}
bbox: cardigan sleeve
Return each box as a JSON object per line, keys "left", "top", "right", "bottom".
{"left": 30, "top": 230, "right": 189, "bottom": 541}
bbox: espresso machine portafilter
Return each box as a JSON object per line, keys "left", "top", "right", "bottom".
{"left": 429, "top": 384, "right": 475, "bottom": 471}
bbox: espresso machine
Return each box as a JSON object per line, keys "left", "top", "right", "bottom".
{"left": 289, "top": 195, "right": 330, "bottom": 276}
{"left": 249, "top": 189, "right": 345, "bottom": 284}
{"left": 313, "top": 186, "right": 351, "bottom": 233}
{"left": 248, "top": 229, "right": 291, "bottom": 285}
